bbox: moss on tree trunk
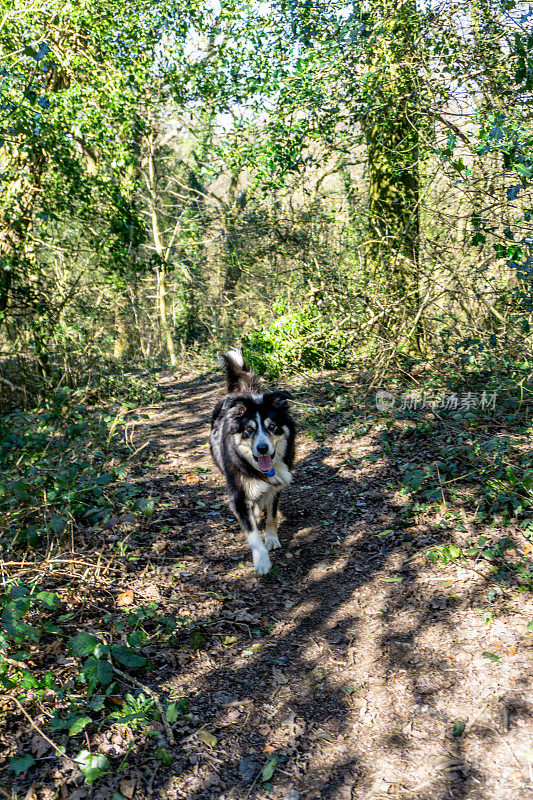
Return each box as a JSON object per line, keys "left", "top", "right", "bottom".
{"left": 364, "top": 0, "right": 422, "bottom": 352}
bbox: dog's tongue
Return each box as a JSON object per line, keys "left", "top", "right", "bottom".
{"left": 257, "top": 455, "right": 273, "bottom": 473}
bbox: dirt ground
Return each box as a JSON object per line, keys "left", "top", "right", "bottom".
{"left": 117, "top": 369, "right": 533, "bottom": 800}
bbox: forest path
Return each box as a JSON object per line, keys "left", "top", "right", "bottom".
{"left": 128, "top": 368, "right": 532, "bottom": 800}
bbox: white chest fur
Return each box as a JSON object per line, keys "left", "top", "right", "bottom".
{"left": 243, "top": 464, "right": 292, "bottom": 505}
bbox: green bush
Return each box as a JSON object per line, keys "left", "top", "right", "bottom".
{"left": 244, "top": 301, "right": 352, "bottom": 378}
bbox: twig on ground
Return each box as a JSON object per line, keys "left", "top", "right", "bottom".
{"left": 245, "top": 767, "right": 263, "bottom": 798}
{"left": 5, "top": 694, "right": 79, "bottom": 768}
{"left": 492, "top": 726, "right": 523, "bottom": 767}
{"left": 0, "top": 783, "right": 18, "bottom": 799}
{"left": 130, "top": 440, "right": 151, "bottom": 458}
{"left": 436, "top": 464, "right": 447, "bottom": 508}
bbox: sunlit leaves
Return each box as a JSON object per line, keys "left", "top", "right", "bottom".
{"left": 75, "top": 750, "right": 110, "bottom": 785}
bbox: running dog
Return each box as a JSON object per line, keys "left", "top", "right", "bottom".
{"left": 210, "top": 349, "right": 296, "bottom": 575}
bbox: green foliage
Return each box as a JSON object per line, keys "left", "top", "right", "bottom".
{"left": 262, "top": 755, "right": 278, "bottom": 783}
{"left": 75, "top": 750, "right": 110, "bottom": 785}
{"left": 1, "top": 584, "right": 189, "bottom": 785}
{"left": 108, "top": 693, "right": 157, "bottom": 732}
{"left": 482, "top": 651, "right": 502, "bottom": 664}
{"left": 0, "top": 398, "right": 131, "bottom": 551}
{"left": 0, "top": 369, "right": 192, "bottom": 787}
{"left": 244, "top": 301, "right": 352, "bottom": 378}
{"left": 9, "top": 754, "right": 36, "bottom": 776}
{"left": 453, "top": 721, "right": 466, "bottom": 738}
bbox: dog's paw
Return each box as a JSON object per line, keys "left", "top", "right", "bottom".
{"left": 253, "top": 548, "right": 272, "bottom": 575}
{"left": 265, "top": 534, "right": 281, "bottom": 551}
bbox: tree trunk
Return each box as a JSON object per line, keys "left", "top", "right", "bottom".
{"left": 113, "top": 298, "right": 131, "bottom": 359}
{"left": 145, "top": 122, "right": 177, "bottom": 366}
{"left": 364, "top": 0, "right": 421, "bottom": 352}
{"left": 157, "top": 265, "right": 177, "bottom": 365}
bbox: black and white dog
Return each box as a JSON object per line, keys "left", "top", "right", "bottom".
{"left": 210, "top": 349, "right": 296, "bottom": 575}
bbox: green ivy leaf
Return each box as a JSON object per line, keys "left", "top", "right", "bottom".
{"left": 89, "top": 694, "right": 106, "bottom": 711}
{"left": 111, "top": 645, "right": 146, "bottom": 670}
{"left": 70, "top": 633, "right": 99, "bottom": 657}
{"left": 262, "top": 756, "right": 278, "bottom": 782}
{"left": 3, "top": 596, "right": 30, "bottom": 621}
{"left": 69, "top": 715, "right": 92, "bottom": 737}
{"left": 9, "top": 754, "right": 35, "bottom": 775}
{"left": 453, "top": 721, "right": 466, "bottom": 737}
{"left": 82, "top": 656, "right": 113, "bottom": 689}
{"left": 50, "top": 712, "right": 71, "bottom": 732}
{"left": 50, "top": 514, "right": 67, "bottom": 534}
{"left": 155, "top": 746, "right": 173, "bottom": 765}
{"left": 37, "top": 591, "right": 60, "bottom": 610}
{"left": 75, "top": 750, "right": 109, "bottom": 785}
{"left": 482, "top": 651, "right": 502, "bottom": 663}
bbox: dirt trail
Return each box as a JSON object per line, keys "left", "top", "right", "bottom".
{"left": 130, "top": 370, "right": 532, "bottom": 800}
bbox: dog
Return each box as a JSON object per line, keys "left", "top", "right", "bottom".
{"left": 210, "top": 348, "right": 296, "bottom": 575}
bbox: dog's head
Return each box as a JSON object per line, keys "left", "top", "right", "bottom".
{"left": 227, "top": 391, "right": 293, "bottom": 473}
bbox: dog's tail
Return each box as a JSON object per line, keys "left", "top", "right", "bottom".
{"left": 221, "top": 348, "right": 262, "bottom": 394}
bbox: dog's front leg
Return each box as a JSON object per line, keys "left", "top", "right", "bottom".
{"left": 233, "top": 493, "right": 272, "bottom": 575}
{"left": 265, "top": 490, "right": 281, "bottom": 551}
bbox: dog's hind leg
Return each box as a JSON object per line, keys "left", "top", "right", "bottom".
{"left": 265, "top": 490, "right": 281, "bottom": 551}
{"left": 233, "top": 493, "right": 272, "bottom": 575}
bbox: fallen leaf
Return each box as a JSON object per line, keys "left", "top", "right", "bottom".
{"left": 482, "top": 651, "right": 502, "bottom": 663}
{"left": 31, "top": 734, "right": 52, "bottom": 758}
{"left": 198, "top": 730, "right": 217, "bottom": 748}
{"left": 116, "top": 591, "right": 134, "bottom": 608}
{"left": 65, "top": 791, "right": 88, "bottom": 800}
{"left": 42, "top": 640, "right": 63, "bottom": 656}
{"left": 119, "top": 778, "right": 136, "bottom": 799}
{"left": 262, "top": 756, "right": 278, "bottom": 782}
{"left": 272, "top": 667, "right": 288, "bottom": 685}
{"left": 433, "top": 756, "right": 464, "bottom": 771}
{"left": 142, "top": 583, "right": 161, "bottom": 600}
{"left": 102, "top": 514, "right": 136, "bottom": 530}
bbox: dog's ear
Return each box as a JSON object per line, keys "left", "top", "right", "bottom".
{"left": 226, "top": 396, "right": 247, "bottom": 416}
{"left": 270, "top": 390, "right": 293, "bottom": 408}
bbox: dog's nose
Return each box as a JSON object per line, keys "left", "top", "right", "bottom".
{"left": 257, "top": 443, "right": 269, "bottom": 455}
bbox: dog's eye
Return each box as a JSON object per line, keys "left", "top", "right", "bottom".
{"left": 268, "top": 423, "right": 278, "bottom": 433}
{"left": 245, "top": 426, "right": 255, "bottom": 435}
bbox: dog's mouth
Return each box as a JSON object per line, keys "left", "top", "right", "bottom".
{"left": 255, "top": 454, "right": 274, "bottom": 473}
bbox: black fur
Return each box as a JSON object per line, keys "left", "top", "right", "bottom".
{"left": 209, "top": 349, "right": 296, "bottom": 574}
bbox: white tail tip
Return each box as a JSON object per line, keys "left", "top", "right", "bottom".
{"left": 224, "top": 347, "right": 244, "bottom": 368}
